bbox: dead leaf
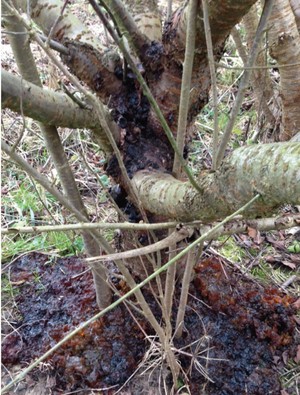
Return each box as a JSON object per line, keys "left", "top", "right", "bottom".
{"left": 290, "top": 254, "right": 300, "bottom": 264}
{"left": 10, "top": 280, "right": 26, "bottom": 285}
{"left": 281, "top": 260, "right": 296, "bottom": 270}
{"left": 292, "top": 298, "right": 300, "bottom": 309}
{"left": 266, "top": 235, "right": 286, "bottom": 249}
{"left": 282, "top": 350, "right": 289, "bottom": 365}
{"left": 248, "top": 227, "right": 257, "bottom": 238}
{"left": 279, "top": 230, "right": 287, "bottom": 240}
{"left": 266, "top": 235, "right": 276, "bottom": 243}
{"left": 273, "top": 240, "right": 286, "bottom": 249}
{"left": 265, "top": 255, "right": 281, "bottom": 263}
{"left": 237, "top": 234, "right": 252, "bottom": 248}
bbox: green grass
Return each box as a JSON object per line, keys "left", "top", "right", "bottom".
{"left": 250, "top": 260, "right": 271, "bottom": 282}
{"left": 1, "top": 175, "right": 85, "bottom": 261}
{"left": 218, "top": 236, "right": 247, "bottom": 264}
{"left": 1, "top": 274, "right": 21, "bottom": 299}
{"left": 1, "top": 160, "right": 89, "bottom": 262}
{"left": 1, "top": 232, "right": 84, "bottom": 263}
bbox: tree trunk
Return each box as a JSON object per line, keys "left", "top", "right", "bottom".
{"left": 242, "top": 4, "right": 277, "bottom": 128}
{"left": 268, "top": 0, "right": 300, "bottom": 140}
{"left": 290, "top": 0, "right": 300, "bottom": 31}
{"left": 2, "top": 0, "right": 300, "bottom": 302}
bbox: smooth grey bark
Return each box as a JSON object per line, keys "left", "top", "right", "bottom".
{"left": 1, "top": 69, "right": 119, "bottom": 150}
{"left": 12, "top": 0, "right": 106, "bottom": 52}
{"left": 133, "top": 142, "right": 300, "bottom": 222}
{"left": 2, "top": 69, "right": 100, "bottom": 129}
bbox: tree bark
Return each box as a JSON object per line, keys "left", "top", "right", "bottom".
{"left": 12, "top": 0, "right": 123, "bottom": 101}
{"left": 290, "top": 0, "right": 300, "bottom": 31}
{"left": 123, "top": 0, "right": 162, "bottom": 42}
{"left": 242, "top": 4, "right": 276, "bottom": 126}
{"left": 133, "top": 142, "right": 300, "bottom": 222}
{"left": 1, "top": 69, "right": 119, "bottom": 152}
{"left": 268, "top": 0, "right": 300, "bottom": 140}
{"left": 2, "top": 69, "right": 99, "bottom": 129}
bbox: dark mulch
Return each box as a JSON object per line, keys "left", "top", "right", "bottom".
{"left": 1, "top": 253, "right": 298, "bottom": 394}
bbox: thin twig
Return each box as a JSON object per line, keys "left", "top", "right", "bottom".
{"left": 1, "top": 140, "right": 110, "bottom": 247}
{"left": 217, "top": 61, "right": 300, "bottom": 70}
{"left": 173, "top": 0, "right": 198, "bottom": 177}
{"left": 281, "top": 275, "right": 298, "bottom": 290}
{"left": 90, "top": 95, "right": 150, "bottom": 223}
{"left": 38, "top": 33, "right": 69, "bottom": 54}
{"left": 231, "top": 26, "right": 248, "bottom": 64}
{"left": 215, "top": 0, "right": 275, "bottom": 167}
{"left": 202, "top": 0, "right": 219, "bottom": 170}
{"left": 3, "top": 214, "right": 299, "bottom": 235}
{"left": 2, "top": 138, "right": 168, "bottom": 341}
{"left": 175, "top": 243, "right": 203, "bottom": 338}
{"left": 2, "top": 0, "right": 112, "bottom": 153}
{"left": 167, "top": 0, "right": 173, "bottom": 21}
{"left": 46, "top": 0, "right": 69, "bottom": 44}
{"left": 28, "top": 176, "right": 60, "bottom": 225}
{"left": 77, "top": 148, "right": 127, "bottom": 220}
{"left": 100, "top": 0, "right": 150, "bottom": 57}
{"left": 5, "top": 1, "right": 147, "bottom": 223}
{"left": 164, "top": 228, "right": 178, "bottom": 320}
{"left": 85, "top": 226, "right": 192, "bottom": 262}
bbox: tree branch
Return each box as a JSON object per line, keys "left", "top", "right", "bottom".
{"left": 1, "top": 139, "right": 169, "bottom": 334}
{"left": 3, "top": 214, "right": 299, "bottom": 238}
{"left": 1, "top": 191, "right": 261, "bottom": 395}
{"left": 1, "top": 69, "right": 101, "bottom": 130}
{"left": 13, "top": 0, "right": 106, "bottom": 52}
{"left": 172, "top": 0, "right": 198, "bottom": 177}
{"left": 101, "top": 0, "right": 152, "bottom": 56}
{"left": 133, "top": 142, "right": 300, "bottom": 222}
{"left": 85, "top": 226, "right": 193, "bottom": 262}
{"left": 152, "top": 0, "right": 260, "bottom": 132}
{"left": 10, "top": 0, "right": 123, "bottom": 101}
{"left": 163, "top": 0, "right": 259, "bottom": 63}
{"left": 202, "top": 0, "right": 219, "bottom": 170}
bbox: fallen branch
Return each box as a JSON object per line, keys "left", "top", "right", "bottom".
{"left": 2, "top": 214, "right": 299, "bottom": 236}
{"left": 85, "top": 226, "right": 193, "bottom": 262}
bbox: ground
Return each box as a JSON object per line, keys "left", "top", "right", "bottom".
{"left": 1, "top": 250, "right": 299, "bottom": 394}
